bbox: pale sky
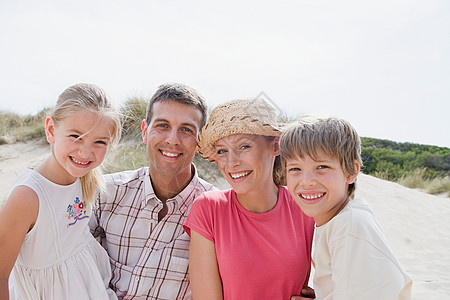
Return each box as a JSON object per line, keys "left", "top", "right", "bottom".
{"left": 1, "top": 0, "right": 449, "bottom": 148}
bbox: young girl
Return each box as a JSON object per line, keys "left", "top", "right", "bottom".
{"left": 184, "top": 99, "right": 315, "bottom": 299}
{"left": 0, "top": 83, "right": 121, "bottom": 299}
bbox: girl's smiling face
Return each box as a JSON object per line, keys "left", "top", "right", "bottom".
{"left": 46, "top": 109, "right": 114, "bottom": 184}
{"left": 285, "top": 151, "right": 359, "bottom": 226}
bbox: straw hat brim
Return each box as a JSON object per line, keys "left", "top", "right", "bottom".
{"left": 198, "top": 116, "right": 281, "bottom": 162}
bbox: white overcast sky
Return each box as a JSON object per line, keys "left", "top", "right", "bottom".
{"left": 1, "top": 0, "right": 449, "bottom": 148}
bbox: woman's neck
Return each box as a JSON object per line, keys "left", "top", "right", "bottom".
{"left": 236, "top": 183, "right": 279, "bottom": 213}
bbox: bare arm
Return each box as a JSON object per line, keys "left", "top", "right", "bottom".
{"left": 0, "top": 186, "right": 39, "bottom": 299}
{"left": 189, "top": 229, "right": 223, "bottom": 300}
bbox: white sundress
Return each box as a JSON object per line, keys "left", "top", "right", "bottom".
{"left": 8, "top": 168, "right": 117, "bottom": 300}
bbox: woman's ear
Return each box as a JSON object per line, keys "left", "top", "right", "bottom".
{"left": 45, "top": 117, "right": 56, "bottom": 144}
{"left": 273, "top": 136, "right": 280, "bottom": 156}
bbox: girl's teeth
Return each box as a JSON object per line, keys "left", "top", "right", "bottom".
{"left": 72, "top": 157, "right": 89, "bottom": 165}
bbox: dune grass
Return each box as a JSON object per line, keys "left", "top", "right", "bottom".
{"left": 398, "top": 168, "right": 450, "bottom": 197}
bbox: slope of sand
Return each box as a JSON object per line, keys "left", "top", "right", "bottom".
{"left": 0, "top": 142, "right": 449, "bottom": 298}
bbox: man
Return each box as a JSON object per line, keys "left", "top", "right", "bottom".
{"left": 89, "top": 83, "right": 215, "bottom": 299}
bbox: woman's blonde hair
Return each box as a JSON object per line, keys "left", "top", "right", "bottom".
{"left": 51, "top": 83, "right": 121, "bottom": 204}
{"left": 279, "top": 115, "right": 363, "bottom": 198}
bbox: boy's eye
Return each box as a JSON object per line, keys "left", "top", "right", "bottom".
{"left": 317, "top": 165, "right": 329, "bottom": 170}
{"left": 288, "top": 167, "right": 301, "bottom": 172}
{"left": 96, "top": 140, "right": 108, "bottom": 145}
{"left": 69, "top": 134, "right": 80, "bottom": 139}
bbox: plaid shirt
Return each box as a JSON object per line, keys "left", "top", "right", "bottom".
{"left": 89, "top": 166, "right": 215, "bottom": 299}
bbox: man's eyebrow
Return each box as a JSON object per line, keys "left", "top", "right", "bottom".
{"left": 152, "top": 118, "right": 198, "bottom": 129}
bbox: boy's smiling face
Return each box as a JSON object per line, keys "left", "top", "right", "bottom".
{"left": 285, "top": 151, "right": 359, "bottom": 226}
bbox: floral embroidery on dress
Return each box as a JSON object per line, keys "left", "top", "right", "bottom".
{"left": 66, "top": 196, "right": 89, "bottom": 227}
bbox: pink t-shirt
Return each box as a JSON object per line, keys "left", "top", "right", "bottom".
{"left": 184, "top": 187, "right": 315, "bottom": 300}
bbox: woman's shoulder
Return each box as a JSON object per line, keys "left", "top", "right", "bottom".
{"left": 196, "top": 188, "right": 234, "bottom": 204}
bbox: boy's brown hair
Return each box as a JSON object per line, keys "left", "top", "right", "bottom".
{"left": 279, "top": 115, "right": 363, "bottom": 198}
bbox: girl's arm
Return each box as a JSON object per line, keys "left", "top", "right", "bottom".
{"left": 0, "top": 186, "right": 39, "bottom": 299}
{"left": 189, "top": 229, "right": 223, "bottom": 300}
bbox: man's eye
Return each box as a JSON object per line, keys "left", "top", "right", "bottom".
{"left": 181, "top": 127, "right": 193, "bottom": 133}
{"left": 217, "top": 149, "right": 227, "bottom": 155}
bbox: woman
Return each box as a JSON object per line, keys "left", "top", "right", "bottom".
{"left": 184, "top": 99, "right": 315, "bottom": 300}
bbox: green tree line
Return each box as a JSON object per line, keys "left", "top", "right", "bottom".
{"left": 361, "top": 137, "right": 450, "bottom": 180}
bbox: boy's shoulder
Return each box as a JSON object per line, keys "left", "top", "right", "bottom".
{"left": 324, "top": 198, "right": 384, "bottom": 241}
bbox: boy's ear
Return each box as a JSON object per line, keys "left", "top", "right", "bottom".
{"left": 45, "top": 117, "right": 56, "bottom": 144}
{"left": 347, "top": 160, "right": 361, "bottom": 184}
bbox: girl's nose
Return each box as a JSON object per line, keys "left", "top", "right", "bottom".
{"left": 78, "top": 143, "right": 92, "bottom": 159}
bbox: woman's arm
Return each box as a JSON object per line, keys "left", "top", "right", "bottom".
{"left": 0, "top": 186, "right": 39, "bottom": 299}
{"left": 189, "top": 229, "right": 223, "bottom": 300}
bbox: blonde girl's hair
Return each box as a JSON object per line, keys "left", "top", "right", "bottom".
{"left": 279, "top": 115, "right": 363, "bottom": 199}
{"left": 51, "top": 83, "right": 121, "bottom": 205}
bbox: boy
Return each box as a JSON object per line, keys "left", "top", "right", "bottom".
{"left": 280, "top": 115, "right": 412, "bottom": 300}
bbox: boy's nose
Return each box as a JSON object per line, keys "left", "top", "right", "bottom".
{"left": 300, "top": 171, "right": 316, "bottom": 187}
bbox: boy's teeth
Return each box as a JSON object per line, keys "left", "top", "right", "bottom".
{"left": 231, "top": 171, "right": 250, "bottom": 179}
{"left": 162, "top": 151, "right": 179, "bottom": 157}
{"left": 301, "top": 193, "right": 325, "bottom": 200}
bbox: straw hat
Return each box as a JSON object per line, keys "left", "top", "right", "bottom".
{"left": 198, "top": 98, "right": 281, "bottom": 161}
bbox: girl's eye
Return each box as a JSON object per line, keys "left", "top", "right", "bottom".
{"left": 96, "top": 140, "right": 108, "bottom": 145}
{"left": 70, "top": 134, "right": 79, "bottom": 139}
{"left": 318, "top": 165, "right": 329, "bottom": 170}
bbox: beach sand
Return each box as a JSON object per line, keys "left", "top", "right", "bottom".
{"left": 0, "top": 141, "right": 448, "bottom": 298}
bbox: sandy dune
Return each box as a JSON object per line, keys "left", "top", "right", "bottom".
{"left": 0, "top": 141, "right": 448, "bottom": 299}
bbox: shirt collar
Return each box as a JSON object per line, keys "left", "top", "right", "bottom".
{"left": 141, "top": 164, "right": 200, "bottom": 215}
